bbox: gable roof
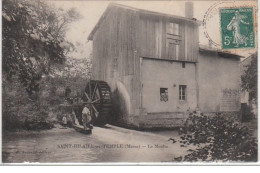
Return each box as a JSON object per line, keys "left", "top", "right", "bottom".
{"left": 88, "top": 3, "right": 201, "bottom": 40}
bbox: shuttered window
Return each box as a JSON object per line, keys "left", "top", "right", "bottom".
{"left": 166, "top": 22, "right": 181, "bottom": 60}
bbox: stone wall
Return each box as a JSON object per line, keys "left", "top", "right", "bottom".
{"left": 138, "top": 112, "right": 189, "bottom": 129}
{"left": 125, "top": 111, "right": 242, "bottom": 129}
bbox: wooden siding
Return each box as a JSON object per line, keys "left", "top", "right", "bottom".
{"left": 93, "top": 7, "right": 117, "bottom": 82}
{"left": 91, "top": 5, "right": 200, "bottom": 117}
{"left": 137, "top": 16, "right": 199, "bottom": 62}
{"left": 92, "top": 6, "right": 141, "bottom": 115}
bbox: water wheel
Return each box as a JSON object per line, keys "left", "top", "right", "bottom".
{"left": 83, "top": 80, "right": 113, "bottom": 126}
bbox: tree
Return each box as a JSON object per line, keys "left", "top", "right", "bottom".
{"left": 2, "top": 0, "right": 80, "bottom": 96}
{"left": 241, "top": 53, "right": 257, "bottom": 102}
{"left": 47, "top": 7, "right": 81, "bottom": 41}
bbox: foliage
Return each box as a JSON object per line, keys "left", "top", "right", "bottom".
{"left": 2, "top": 76, "right": 56, "bottom": 131}
{"left": 2, "top": 55, "right": 92, "bottom": 131}
{"left": 173, "top": 112, "right": 257, "bottom": 162}
{"left": 2, "top": 0, "right": 80, "bottom": 96}
{"left": 2, "top": 0, "right": 92, "bottom": 131}
{"left": 50, "top": 56, "right": 92, "bottom": 79}
{"left": 241, "top": 104, "right": 255, "bottom": 122}
{"left": 241, "top": 53, "right": 257, "bottom": 102}
{"left": 49, "top": 55, "right": 92, "bottom": 97}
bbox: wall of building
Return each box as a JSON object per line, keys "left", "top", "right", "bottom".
{"left": 140, "top": 58, "right": 197, "bottom": 113}
{"left": 198, "top": 52, "right": 241, "bottom": 112}
{"left": 136, "top": 58, "right": 197, "bottom": 128}
{"left": 137, "top": 14, "right": 199, "bottom": 62}
{"left": 92, "top": 6, "right": 141, "bottom": 126}
{"left": 92, "top": 6, "right": 137, "bottom": 82}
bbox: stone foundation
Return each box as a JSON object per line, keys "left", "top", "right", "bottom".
{"left": 138, "top": 112, "right": 188, "bottom": 129}
{"left": 112, "top": 111, "right": 241, "bottom": 130}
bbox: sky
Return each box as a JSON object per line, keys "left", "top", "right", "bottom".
{"left": 49, "top": 0, "right": 258, "bottom": 58}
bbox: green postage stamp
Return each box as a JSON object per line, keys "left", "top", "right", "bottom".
{"left": 220, "top": 7, "right": 255, "bottom": 49}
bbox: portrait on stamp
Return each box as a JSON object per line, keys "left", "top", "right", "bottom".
{"left": 220, "top": 7, "right": 255, "bottom": 49}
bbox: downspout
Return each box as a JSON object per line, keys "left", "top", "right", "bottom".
{"left": 140, "top": 57, "right": 143, "bottom": 109}
{"left": 195, "top": 61, "right": 200, "bottom": 110}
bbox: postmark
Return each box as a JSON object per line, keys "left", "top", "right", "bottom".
{"left": 220, "top": 7, "right": 255, "bottom": 49}
{"left": 202, "top": 1, "right": 256, "bottom": 51}
{"left": 203, "top": 1, "right": 225, "bottom": 47}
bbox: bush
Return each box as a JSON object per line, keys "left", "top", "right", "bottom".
{"left": 241, "top": 104, "right": 255, "bottom": 122}
{"left": 173, "top": 112, "right": 257, "bottom": 162}
{"left": 2, "top": 55, "right": 91, "bottom": 131}
{"left": 2, "top": 77, "right": 58, "bottom": 131}
{"left": 2, "top": 72, "right": 88, "bottom": 131}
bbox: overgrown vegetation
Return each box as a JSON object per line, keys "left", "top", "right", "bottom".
{"left": 2, "top": 57, "right": 92, "bottom": 131}
{"left": 241, "top": 104, "right": 255, "bottom": 122}
{"left": 241, "top": 53, "right": 257, "bottom": 102}
{"left": 2, "top": 0, "right": 81, "bottom": 95}
{"left": 2, "top": 0, "right": 90, "bottom": 131}
{"left": 173, "top": 112, "right": 257, "bottom": 162}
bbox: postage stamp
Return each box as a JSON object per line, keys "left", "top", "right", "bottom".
{"left": 220, "top": 7, "right": 255, "bottom": 49}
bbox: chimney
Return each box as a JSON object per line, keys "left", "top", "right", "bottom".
{"left": 185, "top": 2, "right": 194, "bottom": 18}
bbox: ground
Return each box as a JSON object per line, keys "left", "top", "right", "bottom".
{"left": 2, "top": 125, "right": 191, "bottom": 163}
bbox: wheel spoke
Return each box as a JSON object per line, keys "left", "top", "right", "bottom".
{"left": 84, "top": 92, "right": 91, "bottom": 101}
{"left": 91, "top": 83, "right": 98, "bottom": 100}
{"left": 89, "top": 105, "right": 92, "bottom": 118}
{"left": 91, "top": 104, "right": 99, "bottom": 117}
{"left": 91, "top": 98, "right": 101, "bottom": 103}
{"left": 89, "top": 82, "right": 92, "bottom": 101}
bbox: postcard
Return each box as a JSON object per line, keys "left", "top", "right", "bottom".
{"left": 1, "top": 0, "right": 258, "bottom": 164}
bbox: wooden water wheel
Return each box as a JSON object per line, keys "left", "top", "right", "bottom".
{"left": 83, "top": 80, "right": 113, "bottom": 126}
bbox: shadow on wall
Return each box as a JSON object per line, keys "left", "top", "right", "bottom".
{"left": 110, "top": 81, "right": 130, "bottom": 126}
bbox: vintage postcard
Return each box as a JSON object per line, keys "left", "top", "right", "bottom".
{"left": 1, "top": 0, "right": 258, "bottom": 164}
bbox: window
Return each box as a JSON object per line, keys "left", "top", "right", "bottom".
{"left": 160, "top": 88, "right": 168, "bottom": 102}
{"left": 179, "top": 85, "right": 186, "bottom": 100}
{"left": 182, "top": 62, "right": 185, "bottom": 68}
{"left": 168, "top": 22, "right": 179, "bottom": 36}
{"left": 166, "top": 22, "right": 181, "bottom": 60}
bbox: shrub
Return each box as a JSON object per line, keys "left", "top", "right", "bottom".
{"left": 241, "top": 104, "right": 255, "bottom": 122}
{"left": 2, "top": 77, "right": 58, "bottom": 131}
{"left": 173, "top": 112, "right": 257, "bottom": 162}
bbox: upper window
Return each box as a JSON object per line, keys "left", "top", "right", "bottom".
{"left": 166, "top": 22, "right": 181, "bottom": 59}
{"left": 160, "top": 88, "right": 168, "bottom": 102}
{"left": 179, "top": 85, "right": 186, "bottom": 101}
{"left": 167, "top": 22, "right": 181, "bottom": 44}
{"left": 168, "top": 22, "right": 179, "bottom": 35}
